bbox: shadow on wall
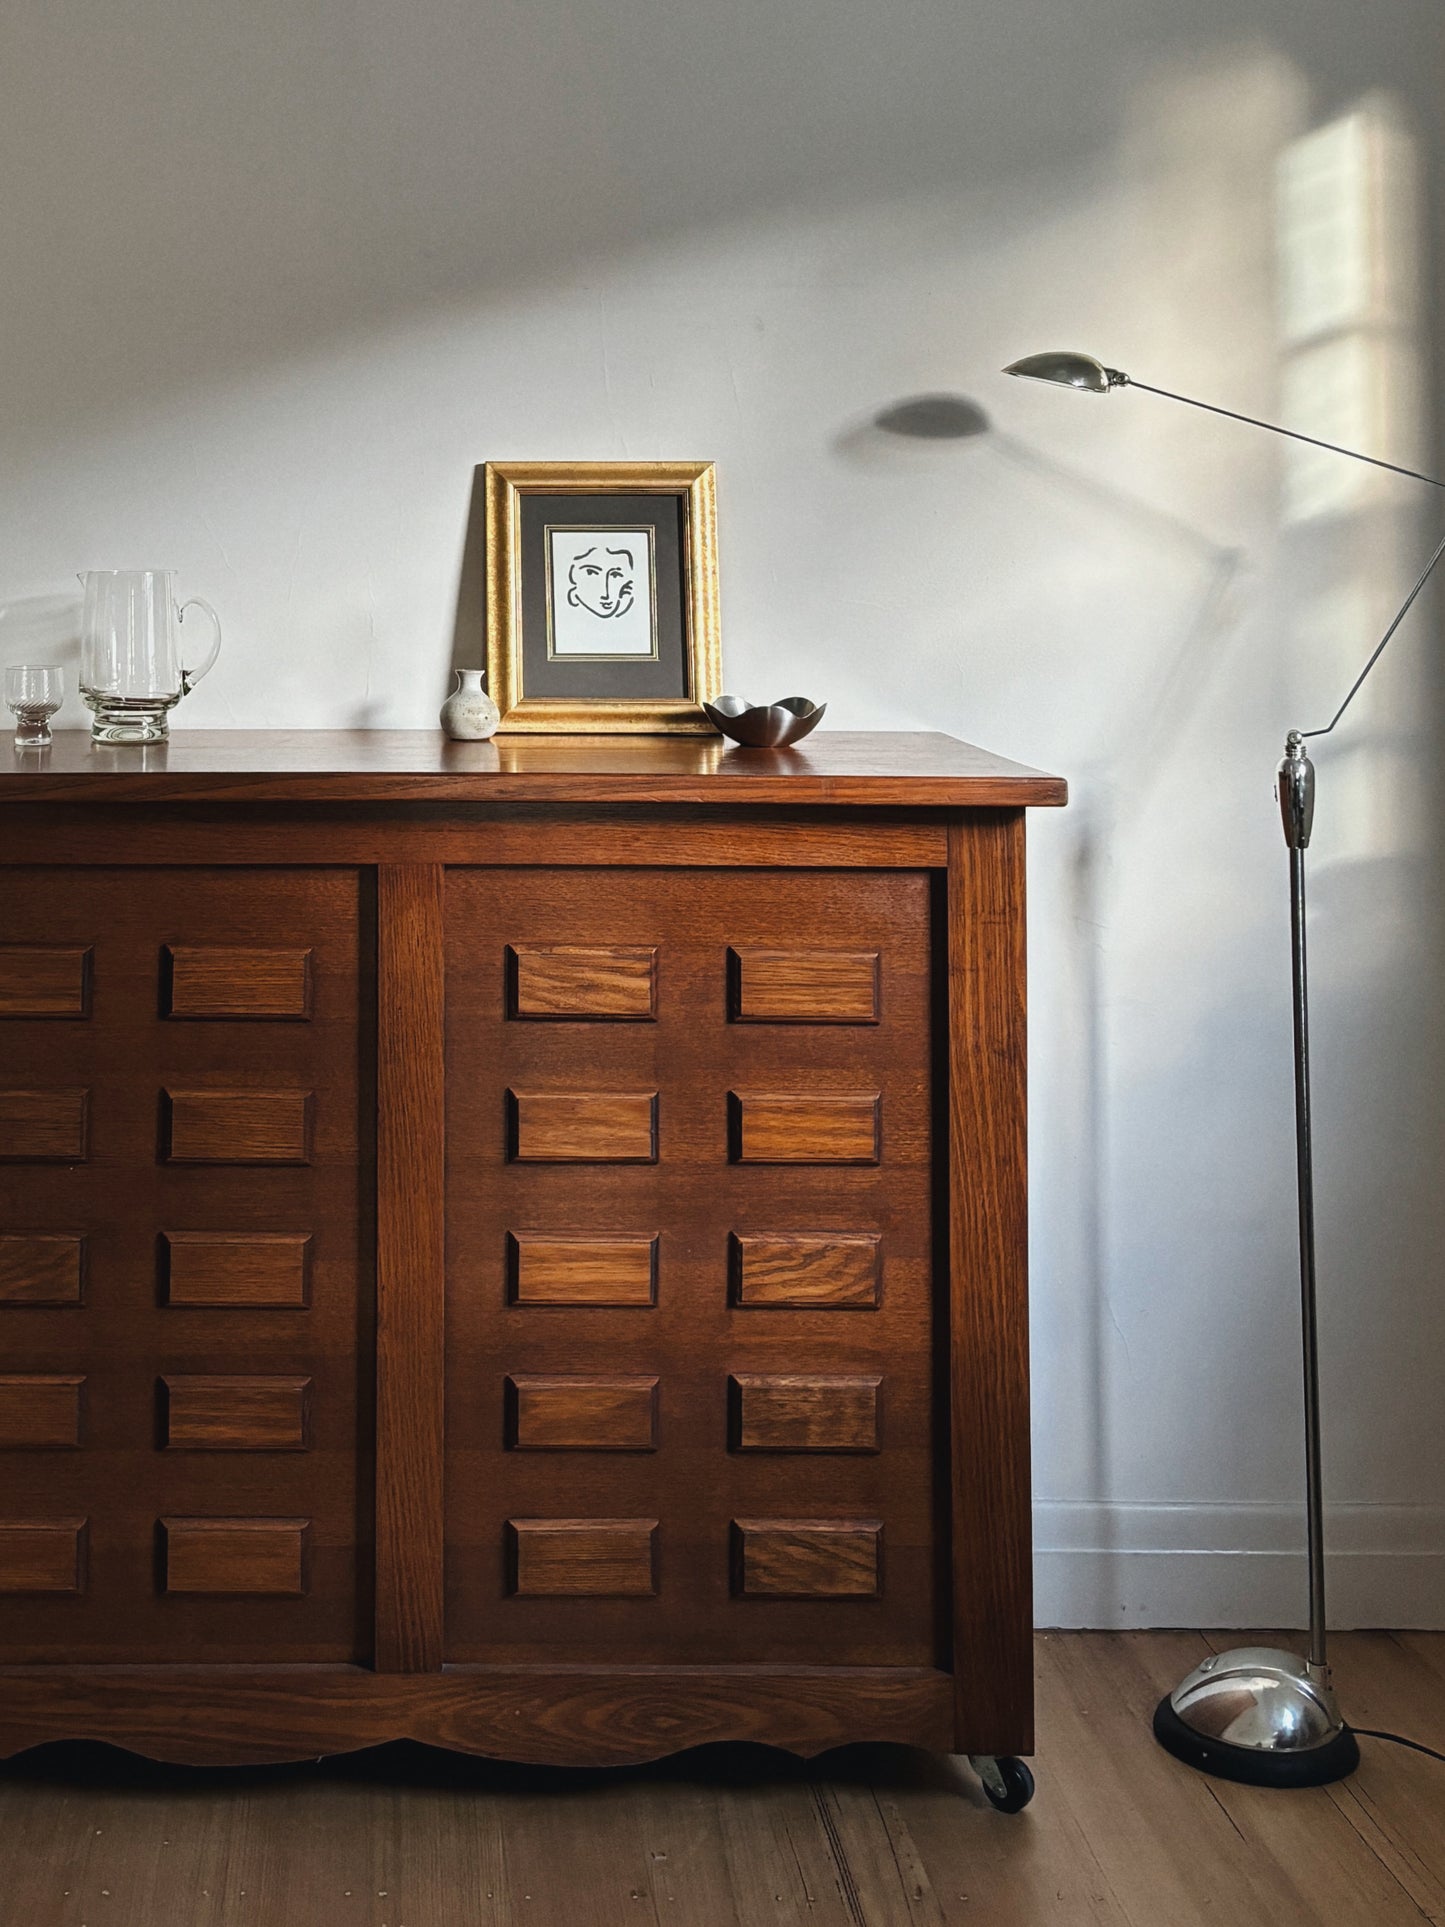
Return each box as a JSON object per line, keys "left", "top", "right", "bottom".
{"left": 830, "top": 62, "right": 1445, "bottom": 1602}
{"left": 0, "top": 0, "right": 1438, "bottom": 449}
{"left": 850, "top": 385, "right": 1251, "bottom": 1522}
{"left": 451, "top": 468, "right": 488, "bottom": 684}
{"left": 0, "top": 1, "right": 1440, "bottom": 1619}
{"left": 0, "top": 595, "right": 82, "bottom": 675}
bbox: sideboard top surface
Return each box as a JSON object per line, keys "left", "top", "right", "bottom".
{"left": 0, "top": 730, "right": 1066, "bottom": 808}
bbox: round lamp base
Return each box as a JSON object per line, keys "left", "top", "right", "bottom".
{"left": 1154, "top": 1696, "right": 1359, "bottom": 1786}
{"left": 1152, "top": 1646, "right": 1360, "bottom": 1788}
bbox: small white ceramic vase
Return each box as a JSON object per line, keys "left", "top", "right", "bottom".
{"left": 440, "top": 668, "right": 500, "bottom": 741}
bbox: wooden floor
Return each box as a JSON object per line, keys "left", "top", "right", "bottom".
{"left": 1, "top": 1633, "right": 1441, "bottom": 1925}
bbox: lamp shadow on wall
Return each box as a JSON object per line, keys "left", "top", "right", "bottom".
{"left": 844, "top": 388, "right": 1248, "bottom": 1534}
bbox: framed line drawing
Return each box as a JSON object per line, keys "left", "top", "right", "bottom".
{"left": 483, "top": 461, "right": 722, "bottom": 733}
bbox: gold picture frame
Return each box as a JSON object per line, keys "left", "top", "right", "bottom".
{"left": 483, "top": 460, "right": 721, "bottom": 733}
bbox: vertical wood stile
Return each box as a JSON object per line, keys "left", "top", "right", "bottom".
{"left": 947, "top": 811, "right": 1033, "bottom": 1754}
{"left": 375, "top": 865, "right": 447, "bottom": 1671}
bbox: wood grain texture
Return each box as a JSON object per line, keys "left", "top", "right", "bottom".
{"left": 731, "top": 1520, "right": 883, "bottom": 1597}
{"left": 0, "top": 944, "right": 91, "bottom": 1017}
{"left": 0, "top": 735, "right": 1052, "bottom": 1771}
{"left": 508, "top": 1089, "right": 658, "bottom": 1162}
{"left": 160, "top": 1375, "right": 311, "bottom": 1451}
{"left": 162, "top": 944, "right": 313, "bottom": 1019}
{"left": 508, "top": 944, "right": 657, "bottom": 1019}
{"left": 0, "top": 1375, "right": 85, "bottom": 1449}
{"left": 728, "top": 1375, "right": 881, "bottom": 1453}
{"left": 161, "top": 1518, "right": 309, "bottom": 1596}
{"left": 507, "top": 1232, "right": 658, "bottom": 1306}
{"left": 161, "top": 1086, "right": 312, "bottom": 1164}
{"left": 729, "top": 1232, "right": 880, "bottom": 1309}
{"left": 947, "top": 811, "right": 1032, "bottom": 1755}
{"left": 727, "top": 1090, "right": 880, "bottom": 1164}
{"left": 0, "top": 806, "right": 951, "bottom": 871}
{"left": 0, "top": 1662, "right": 952, "bottom": 1766}
{"left": 506, "top": 1375, "right": 659, "bottom": 1451}
{"left": 0, "top": 1234, "right": 85, "bottom": 1306}
{"left": 0, "top": 729, "right": 1068, "bottom": 809}
{"left": 0, "top": 1088, "right": 89, "bottom": 1162}
{"left": 375, "top": 864, "right": 447, "bottom": 1672}
{"left": 507, "top": 1519, "right": 659, "bottom": 1596}
{"left": 12, "top": 1636, "right": 1445, "bottom": 1924}
{"left": 445, "top": 864, "right": 937, "bottom": 1673}
{"left": 728, "top": 947, "right": 880, "bottom": 1023}
{"left": 160, "top": 1232, "right": 311, "bottom": 1308}
{"left": 0, "top": 864, "right": 365, "bottom": 1666}
{"left": 0, "top": 1519, "right": 86, "bottom": 1593}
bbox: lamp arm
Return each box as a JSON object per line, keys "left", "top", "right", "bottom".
{"left": 1299, "top": 527, "right": 1445, "bottom": 740}
{"left": 1125, "top": 377, "right": 1445, "bottom": 742}
{"left": 1124, "top": 380, "right": 1445, "bottom": 493}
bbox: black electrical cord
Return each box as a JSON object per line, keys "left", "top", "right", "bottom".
{"left": 1355, "top": 1728, "right": 1445, "bottom": 1765}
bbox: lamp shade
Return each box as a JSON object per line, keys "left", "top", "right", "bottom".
{"left": 1003, "top": 351, "right": 1127, "bottom": 393}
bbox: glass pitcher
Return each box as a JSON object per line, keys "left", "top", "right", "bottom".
{"left": 78, "top": 570, "right": 222, "bottom": 742}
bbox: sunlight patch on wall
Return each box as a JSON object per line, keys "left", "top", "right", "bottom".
{"left": 1275, "top": 94, "right": 1428, "bottom": 868}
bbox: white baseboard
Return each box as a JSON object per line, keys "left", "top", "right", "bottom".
{"left": 1033, "top": 1501, "right": 1445, "bottom": 1629}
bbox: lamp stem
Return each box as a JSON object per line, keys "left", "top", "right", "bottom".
{"left": 1124, "top": 380, "right": 1445, "bottom": 493}
{"left": 1279, "top": 733, "right": 1326, "bottom": 1671}
{"left": 1288, "top": 841, "right": 1327, "bottom": 1671}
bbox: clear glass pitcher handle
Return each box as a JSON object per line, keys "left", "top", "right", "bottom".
{"left": 175, "top": 597, "right": 222, "bottom": 697}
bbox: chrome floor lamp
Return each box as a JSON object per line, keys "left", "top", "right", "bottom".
{"left": 1006, "top": 349, "right": 1445, "bottom": 1788}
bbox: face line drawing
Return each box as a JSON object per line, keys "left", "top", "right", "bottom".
{"left": 567, "top": 544, "right": 636, "bottom": 620}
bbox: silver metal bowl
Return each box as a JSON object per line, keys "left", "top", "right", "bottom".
{"left": 703, "top": 695, "right": 826, "bottom": 748}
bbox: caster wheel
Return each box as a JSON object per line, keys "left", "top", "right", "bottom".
{"left": 977, "top": 1755, "right": 1035, "bottom": 1813}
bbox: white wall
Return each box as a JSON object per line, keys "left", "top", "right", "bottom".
{"left": 2, "top": 0, "right": 1441, "bottom": 1626}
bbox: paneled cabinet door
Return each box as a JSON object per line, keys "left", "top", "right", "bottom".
{"left": 443, "top": 867, "right": 938, "bottom": 1669}
{"left": 0, "top": 870, "right": 366, "bottom": 1664}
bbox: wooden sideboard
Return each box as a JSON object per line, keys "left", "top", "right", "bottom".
{"left": 0, "top": 731, "right": 1064, "bottom": 1768}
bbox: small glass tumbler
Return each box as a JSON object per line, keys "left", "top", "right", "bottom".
{"left": 5, "top": 665, "right": 64, "bottom": 748}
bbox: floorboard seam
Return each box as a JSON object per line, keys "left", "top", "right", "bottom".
{"left": 810, "top": 1784, "right": 868, "bottom": 1927}
{"left": 1202, "top": 1779, "right": 1247, "bottom": 1843}
{"left": 1330, "top": 1779, "right": 1443, "bottom": 1922}
{"left": 868, "top": 1786, "right": 934, "bottom": 1919}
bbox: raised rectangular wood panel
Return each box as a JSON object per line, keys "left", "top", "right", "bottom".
{"left": 728, "top": 1374, "right": 881, "bottom": 1453}
{"left": 507, "top": 1519, "right": 659, "bottom": 1596}
{"left": 506, "top": 1375, "right": 659, "bottom": 1451}
{"left": 0, "top": 739, "right": 1050, "bottom": 1759}
{"left": 728, "top": 1091, "right": 880, "bottom": 1164}
{"left": 728, "top": 947, "right": 880, "bottom": 1023}
{"left": 0, "top": 1376, "right": 85, "bottom": 1449}
{"left": 162, "top": 944, "right": 313, "bottom": 1019}
{"left": 161, "top": 1232, "right": 311, "bottom": 1309}
{"left": 731, "top": 1519, "right": 883, "bottom": 1597}
{"left": 161, "top": 1088, "right": 312, "bottom": 1164}
{"left": 509, "top": 945, "right": 657, "bottom": 1019}
{"left": 161, "top": 1518, "right": 309, "bottom": 1595}
{"left": 0, "top": 945, "right": 91, "bottom": 1018}
{"left": 0, "top": 864, "right": 366, "bottom": 1666}
{"left": 0, "top": 1519, "right": 86, "bottom": 1593}
{"left": 0, "top": 1089, "right": 89, "bottom": 1163}
{"left": 446, "top": 865, "right": 938, "bottom": 1672}
{"left": 161, "top": 1375, "right": 311, "bottom": 1451}
{"left": 507, "top": 1233, "right": 658, "bottom": 1306}
{"left": 508, "top": 1090, "right": 658, "bottom": 1163}
{"left": 0, "top": 1234, "right": 85, "bottom": 1307}
{"left": 729, "top": 1232, "right": 881, "bottom": 1309}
